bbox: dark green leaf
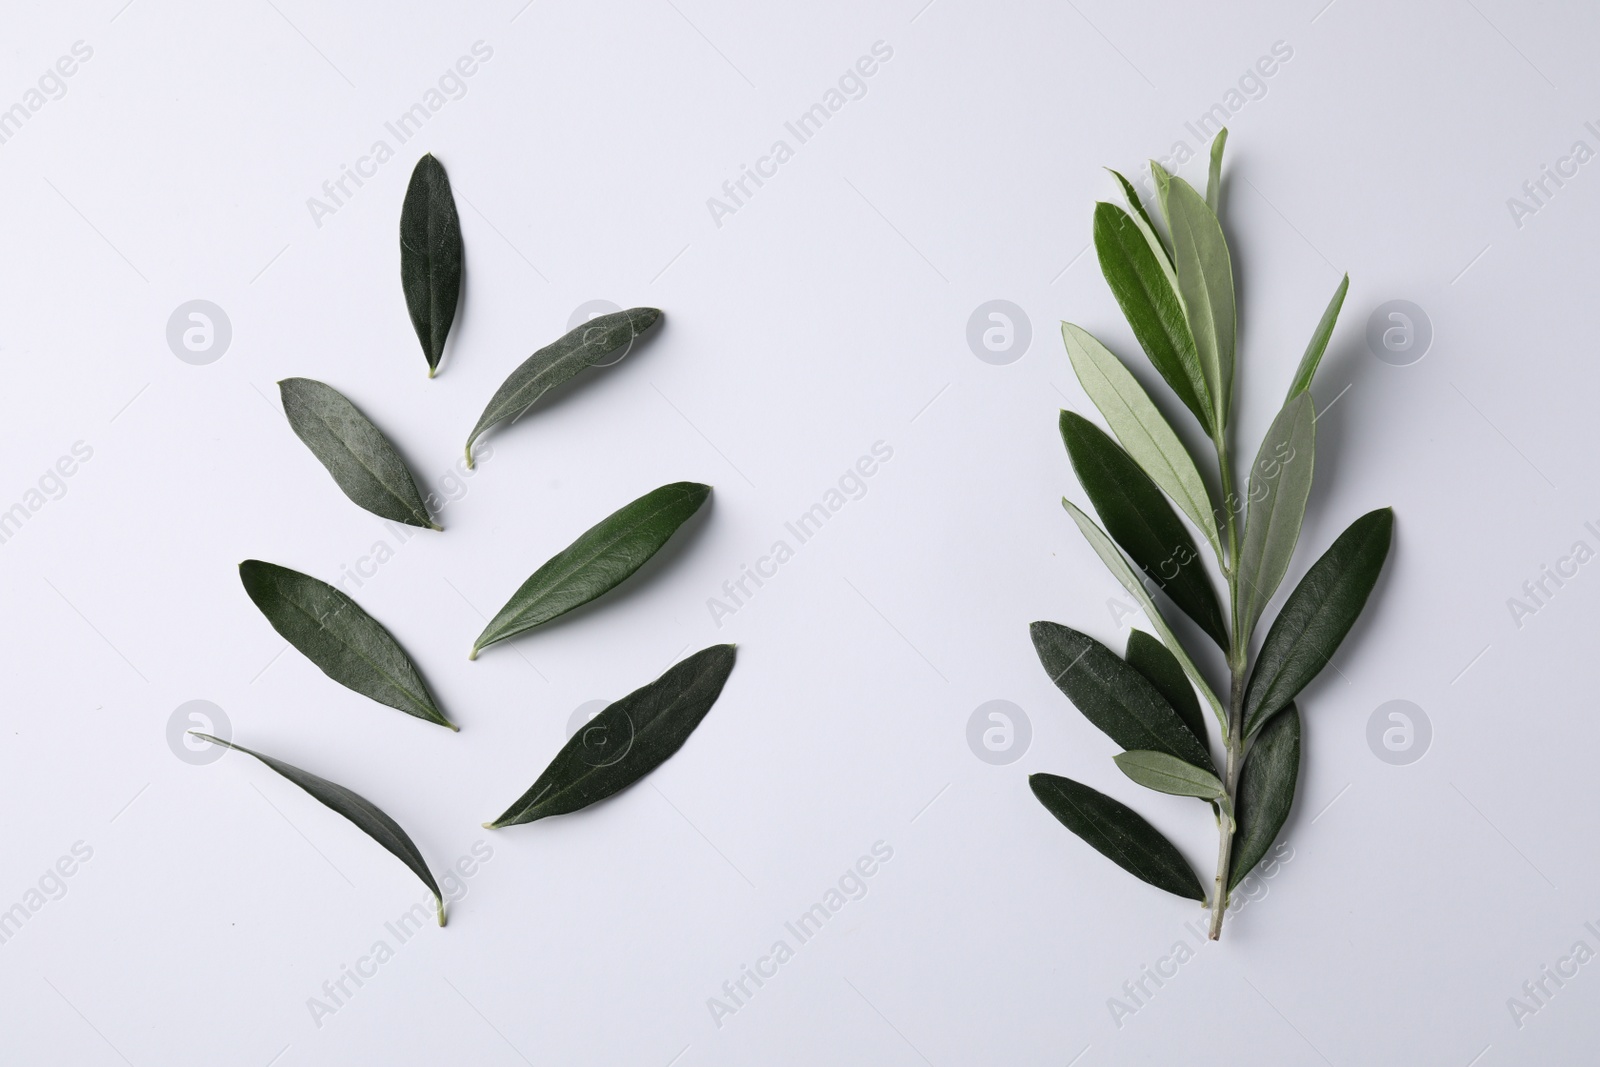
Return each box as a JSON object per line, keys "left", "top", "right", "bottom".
{"left": 1060, "top": 411, "right": 1227, "bottom": 648}
{"left": 1206, "top": 128, "right": 1227, "bottom": 214}
{"left": 1126, "top": 630, "right": 1208, "bottom": 762}
{"left": 399, "top": 153, "right": 462, "bottom": 378}
{"left": 1236, "top": 393, "right": 1316, "bottom": 641}
{"left": 1093, "top": 202, "right": 1212, "bottom": 435}
{"left": 239, "top": 561, "right": 454, "bottom": 730}
{"left": 471, "top": 482, "right": 710, "bottom": 658}
{"left": 1163, "top": 175, "right": 1235, "bottom": 431}
{"left": 1244, "top": 508, "right": 1394, "bottom": 736}
{"left": 1285, "top": 274, "right": 1349, "bottom": 401}
{"left": 465, "top": 308, "right": 660, "bottom": 467}
{"left": 1029, "top": 621, "right": 1212, "bottom": 769}
{"left": 278, "top": 378, "right": 439, "bottom": 531}
{"left": 1228, "top": 704, "right": 1300, "bottom": 890}
{"left": 1114, "top": 750, "right": 1225, "bottom": 800}
{"left": 487, "top": 644, "right": 736, "bottom": 827}
{"left": 191, "top": 732, "right": 446, "bottom": 925}
{"left": 1107, "top": 169, "right": 1169, "bottom": 264}
{"left": 1029, "top": 773, "right": 1205, "bottom": 900}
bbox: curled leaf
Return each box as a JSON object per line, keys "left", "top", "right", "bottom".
{"left": 465, "top": 308, "right": 661, "bottom": 467}
{"left": 487, "top": 644, "right": 736, "bottom": 827}
{"left": 192, "top": 732, "right": 446, "bottom": 925}
{"left": 400, "top": 153, "right": 463, "bottom": 378}
{"left": 471, "top": 482, "right": 710, "bottom": 658}
{"left": 239, "top": 560, "right": 454, "bottom": 731}
{"left": 278, "top": 378, "right": 439, "bottom": 530}
{"left": 1285, "top": 274, "right": 1349, "bottom": 401}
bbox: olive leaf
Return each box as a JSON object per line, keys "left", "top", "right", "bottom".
{"left": 1235, "top": 393, "right": 1316, "bottom": 641}
{"left": 278, "top": 378, "right": 439, "bottom": 531}
{"left": 1060, "top": 411, "right": 1227, "bottom": 648}
{"left": 1093, "top": 201, "right": 1211, "bottom": 435}
{"left": 1244, "top": 508, "right": 1394, "bottom": 737}
{"left": 487, "top": 644, "right": 736, "bottom": 827}
{"left": 1285, "top": 274, "right": 1350, "bottom": 400}
{"left": 1108, "top": 168, "right": 1171, "bottom": 266}
{"left": 1206, "top": 128, "right": 1227, "bottom": 214}
{"left": 1061, "top": 323, "right": 1221, "bottom": 561}
{"left": 1030, "top": 622, "right": 1212, "bottom": 769}
{"left": 471, "top": 482, "right": 710, "bottom": 658}
{"left": 1061, "top": 500, "right": 1226, "bottom": 729}
{"left": 1114, "top": 750, "right": 1226, "bottom": 801}
{"left": 239, "top": 560, "right": 454, "bottom": 731}
{"left": 191, "top": 732, "right": 447, "bottom": 925}
{"left": 464, "top": 307, "right": 661, "bottom": 467}
{"left": 1162, "top": 173, "right": 1235, "bottom": 431}
{"left": 1125, "top": 630, "right": 1209, "bottom": 765}
{"left": 399, "top": 153, "right": 463, "bottom": 378}
{"left": 1229, "top": 704, "right": 1300, "bottom": 890}
{"left": 1029, "top": 773, "right": 1205, "bottom": 900}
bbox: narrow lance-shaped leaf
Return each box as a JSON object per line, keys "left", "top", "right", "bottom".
{"left": 1108, "top": 169, "right": 1171, "bottom": 266}
{"left": 1114, "top": 750, "right": 1226, "bottom": 801}
{"left": 1029, "top": 773, "right": 1205, "bottom": 900}
{"left": 239, "top": 561, "right": 454, "bottom": 730}
{"left": 1236, "top": 393, "right": 1316, "bottom": 641}
{"left": 1244, "top": 508, "right": 1394, "bottom": 737}
{"left": 1126, "top": 630, "right": 1210, "bottom": 767}
{"left": 1062, "top": 323, "right": 1221, "bottom": 561}
{"left": 1061, "top": 411, "right": 1227, "bottom": 648}
{"left": 471, "top": 482, "right": 710, "bottom": 658}
{"left": 1030, "top": 622, "right": 1212, "bottom": 769}
{"left": 1285, "top": 274, "right": 1350, "bottom": 401}
{"left": 465, "top": 308, "right": 660, "bottom": 467}
{"left": 1062, "top": 500, "right": 1227, "bottom": 729}
{"left": 1093, "top": 202, "right": 1212, "bottom": 435}
{"left": 1206, "top": 128, "right": 1228, "bottom": 214}
{"left": 278, "top": 378, "right": 440, "bottom": 531}
{"left": 1229, "top": 704, "right": 1300, "bottom": 890}
{"left": 399, "top": 153, "right": 462, "bottom": 378}
{"left": 487, "top": 644, "right": 736, "bottom": 827}
{"left": 192, "top": 732, "right": 447, "bottom": 925}
{"left": 1162, "top": 174, "right": 1236, "bottom": 431}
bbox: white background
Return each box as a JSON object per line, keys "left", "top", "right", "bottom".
{"left": 1, "top": 0, "right": 1597, "bottom": 1063}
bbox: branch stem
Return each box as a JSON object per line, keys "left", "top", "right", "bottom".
{"left": 1209, "top": 431, "right": 1246, "bottom": 940}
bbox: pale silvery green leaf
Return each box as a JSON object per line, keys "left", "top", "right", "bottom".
{"left": 1206, "top": 128, "right": 1228, "bottom": 214}
{"left": 1163, "top": 174, "right": 1236, "bottom": 432}
{"left": 1285, "top": 274, "right": 1349, "bottom": 401}
{"left": 1108, "top": 169, "right": 1171, "bottom": 266}
{"left": 399, "top": 154, "right": 462, "bottom": 378}
{"left": 1062, "top": 322, "right": 1221, "bottom": 561}
{"left": 278, "top": 378, "right": 439, "bottom": 531}
{"left": 1114, "top": 750, "right": 1226, "bottom": 800}
{"left": 1236, "top": 393, "right": 1316, "bottom": 641}
{"left": 487, "top": 644, "right": 736, "bottom": 827}
{"left": 191, "top": 732, "right": 447, "bottom": 925}
{"left": 1062, "top": 499, "right": 1226, "bottom": 730}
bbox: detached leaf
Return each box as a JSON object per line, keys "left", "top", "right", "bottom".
{"left": 1285, "top": 274, "right": 1350, "bottom": 401}
{"left": 1126, "top": 630, "right": 1209, "bottom": 763}
{"left": 1061, "top": 501, "right": 1226, "bottom": 729}
{"left": 487, "top": 644, "right": 735, "bottom": 827}
{"left": 472, "top": 482, "right": 710, "bottom": 658}
{"left": 1093, "top": 202, "right": 1211, "bottom": 434}
{"left": 1236, "top": 393, "right": 1316, "bottom": 641}
{"left": 1114, "top": 750, "right": 1226, "bottom": 800}
{"left": 1206, "top": 128, "right": 1227, "bottom": 214}
{"left": 1061, "top": 411, "right": 1227, "bottom": 648}
{"left": 192, "top": 732, "right": 446, "bottom": 925}
{"left": 1062, "top": 322, "right": 1221, "bottom": 561}
{"left": 1244, "top": 508, "right": 1394, "bottom": 737}
{"left": 278, "top": 378, "right": 439, "bottom": 531}
{"left": 1029, "top": 622, "right": 1212, "bottom": 769}
{"left": 465, "top": 308, "right": 660, "bottom": 467}
{"left": 1163, "top": 175, "right": 1236, "bottom": 431}
{"left": 1029, "top": 773, "right": 1205, "bottom": 900}
{"left": 1229, "top": 704, "right": 1300, "bottom": 890}
{"left": 399, "top": 154, "right": 462, "bottom": 377}
{"left": 239, "top": 561, "right": 454, "bottom": 730}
